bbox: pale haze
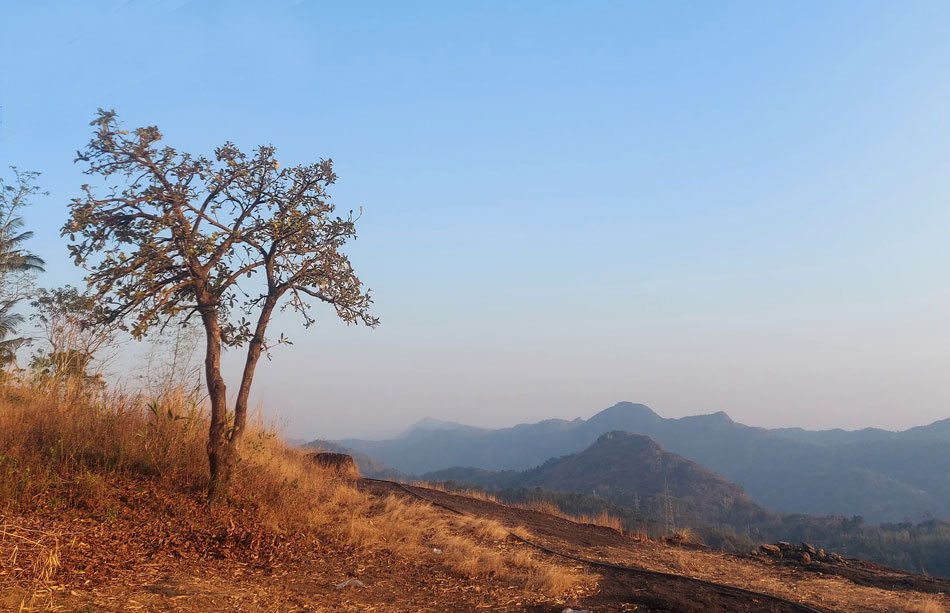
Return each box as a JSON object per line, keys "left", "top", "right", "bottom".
{"left": 2, "top": 1, "right": 949, "bottom": 440}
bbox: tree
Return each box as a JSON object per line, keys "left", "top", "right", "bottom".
{"left": 0, "top": 307, "right": 27, "bottom": 366}
{"left": 65, "top": 110, "right": 379, "bottom": 499}
{"left": 29, "top": 285, "right": 123, "bottom": 387}
{"left": 0, "top": 168, "right": 46, "bottom": 365}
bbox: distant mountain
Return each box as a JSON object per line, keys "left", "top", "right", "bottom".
{"left": 337, "top": 414, "right": 587, "bottom": 476}
{"left": 768, "top": 426, "right": 896, "bottom": 446}
{"left": 770, "top": 417, "right": 950, "bottom": 446}
{"left": 330, "top": 402, "right": 950, "bottom": 523}
{"left": 427, "top": 431, "right": 771, "bottom": 529}
{"left": 396, "top": 417, "right": 483, "bottom": 439}
{"left": 894, "top": 417, "right": 950, "bottom": 441}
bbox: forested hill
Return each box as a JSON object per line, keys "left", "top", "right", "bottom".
{"left": 426, "top": 431, "right": 771, "bottom": 529}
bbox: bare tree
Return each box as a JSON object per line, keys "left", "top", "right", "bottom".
{"left": 64, "top": 110, "right": 379, "bottom": 499}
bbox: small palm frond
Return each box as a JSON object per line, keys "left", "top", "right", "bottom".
{"left": 0, "top": 216, "right": 45, "bottom": 273}
{"left": 4, "top": 230, "right": 34, "bottom": 244}
{"left": 0, "top": 336, "right": 27, "bottom": 352}
{"left": 0, "top": 314, "right": 24, "bottom": 337}
{"left": 0, "top": 251, "right": 45, "bottom": 273}
{"left": 0, "top": 337, "right": 26, "bottom": 366}
{"left": 0, "top": 302, "right": 28, "bottom": 366}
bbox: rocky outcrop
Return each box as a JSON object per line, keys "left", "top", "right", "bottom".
{"left": 309, "top": 452, "right": 360, "bottom": 479}
{"left": 758, "top": 541, "right": 845, "bottom": 565}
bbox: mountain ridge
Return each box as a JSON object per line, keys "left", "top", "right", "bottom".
{"left": 328, "top": 402, "right": 950, "bottom": 523}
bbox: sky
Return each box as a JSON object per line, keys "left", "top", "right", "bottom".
{"left": 2, "top": 1, "right": 949, "bottom": 439}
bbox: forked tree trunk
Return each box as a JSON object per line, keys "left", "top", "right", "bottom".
{"left": 201, "top": 308, "right": 233, "bottom": 502}
{"left": 202, "top": 297, "right": 277, "bottom": 502}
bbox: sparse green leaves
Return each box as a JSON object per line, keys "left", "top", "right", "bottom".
{"left": 64, "top": 110, "right": 378, "bottom": 348}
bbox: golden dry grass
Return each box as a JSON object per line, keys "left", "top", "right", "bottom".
{"left": 420, "top": 482, "right": 625, "bottom": 534}
{"left": 511, "top": 500, "right": 625, "bottom": 534}
{"left": 573, "top": 511, "right": 625, "bottom": 533}
{"left": 0, "top": 381, "right": 591, "bottom": 609}
{"left": 415, "top": 480, "right": 501, "bottom": 503}
{"left": 667, "top": 527, "right": 702, "bottom": 546}
{"left": 905, "top": 598, "right": 948, "bottom": 613}
{"left": 0, "top": 522, "right": 61, "bottom": 609}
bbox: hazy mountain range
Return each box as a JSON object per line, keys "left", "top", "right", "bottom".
{"left": 331, "top": 402, "right": 950, "bottom": 523}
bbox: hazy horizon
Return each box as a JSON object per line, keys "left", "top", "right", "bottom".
{"left": 3, "top": 1, "right": 949, "bottom": 441}
{"left": 318, "top": 399, "right": 949, "bottom": 443}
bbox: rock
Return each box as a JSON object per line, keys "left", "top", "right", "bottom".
{"left": 800, "top": 552, "right": 812, "bottom": 565}
{"left": 777, "top": 541, "right": 793, "bottom": 551}
{"left": 760, "top": 543, "right": 782, "bottom": 556}
{"left": 817, "top": 548, "right": 827, "bottom": 560}
{"left": 335, "top": 578, "right": 365, "bottom": 589}
{"left": 309, "top": 452, "right": 360, "bottom": 479}
{"left": 802, "top": 542, "right": 816, "bottom": 555}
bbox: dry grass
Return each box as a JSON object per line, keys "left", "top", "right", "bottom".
{"left": 574, "top": 511, "right": 625, "bottom": 533}
{"left": 0, "top": 381, "right": 590, "bottom": 608}
{"left": 0, "top": 523, "right": 61, "bottom": 611}
{"left": 416, "top": 480, "right": 501, "bottom": 504}
{"left": 421, "top": 482, "right": 625, "bottom": 534}
{"left": 517, "top": 499, "right": 563, "bottom": 517}
{"left": 512, "top": 500, "right": 625, "bottom": 534}
{"left": 906, "top": 597, "right": 948, "bottom": 613}
{"left": 666, "top": 527, "right": 702, "bottom": 546}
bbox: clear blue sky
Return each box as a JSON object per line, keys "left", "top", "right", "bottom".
{"left": 2, "top": 1, "right": 949, "bottom": 438}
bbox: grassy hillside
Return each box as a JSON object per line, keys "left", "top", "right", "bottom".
{"left": 0, "top": 381, "right": 588, "bottom": 611}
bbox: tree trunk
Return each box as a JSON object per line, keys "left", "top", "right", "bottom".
{"left": 231, "top": 297, "right": 277, "bottom": 446}
{"left": 200, "top": 306, "right": 232, "bottom": 502}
